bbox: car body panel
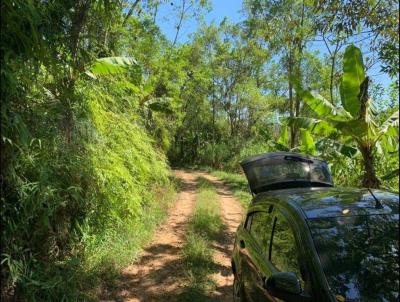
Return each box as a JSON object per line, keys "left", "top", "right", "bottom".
{"left": 232, "top": 197, "right": 337, "bottom": 302}
{"left": 254, "top": 187, "right": 399, "bottom": 218}
{"left": 232, "top": 152, "right": 399, "bottom": 302}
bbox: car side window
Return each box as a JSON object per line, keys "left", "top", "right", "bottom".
{"left": 248, "top": 208, "right": 274, "bottom": 254}
{"left": 270, "top": 210, "right": 306, "bottom": 287}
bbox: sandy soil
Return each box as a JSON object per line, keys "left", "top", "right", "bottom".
{"left": 101, "top": 169, "right": 244, "bottom": 302}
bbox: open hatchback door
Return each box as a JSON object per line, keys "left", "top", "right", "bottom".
{"left": 240, "top": 152, "right": 334, "bottom": 194}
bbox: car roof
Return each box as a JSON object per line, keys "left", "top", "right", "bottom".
{"left": 251, "top": 186, "right": 399, "bottom": 219}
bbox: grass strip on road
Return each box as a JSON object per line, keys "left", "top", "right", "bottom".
{"left": 210, "top": 170, "right": 252, "bottom": 208}
{"left": 178, "top": 176, "right": 223, "bottom": 302}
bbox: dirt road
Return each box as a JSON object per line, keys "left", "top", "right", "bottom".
{"left": 101, "top": 169, "right": 244, "bottom": 302}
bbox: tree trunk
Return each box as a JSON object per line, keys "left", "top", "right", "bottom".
{"left": 212, "top": 81, "right": 216, "bottom": 167}
{"left": 360, "top": 145, "right": 380, "bottom": 188}
{"left": 293, "top": 2, "right": 304, "bottom": 147}
{"left": 180, "top": 135, "right": 184, "bottom": 162}
{"left": 329, "top": 54, "right": 336, "bottom": 103}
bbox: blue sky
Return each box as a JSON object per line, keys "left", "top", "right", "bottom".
{"left": 154, "top": 0, "right": 392, "bottom": 91}
{"left": 155, "top": 0, "right": 243, "bottom": 42}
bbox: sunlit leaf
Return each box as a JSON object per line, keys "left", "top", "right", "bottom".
{"left": 277, "top": 124, "right": 289, "bottom": 147}
{"left": 90, "top": 57, "right": 137, "bottom": 75}
{"left": 316, "top": 138, "right": 358, "bottom": 158}
{"left": 333, "top": 119, "right": 369, "bottom": 138}
{"left": 379, "top": 130, "right": 399, "bottom": 153}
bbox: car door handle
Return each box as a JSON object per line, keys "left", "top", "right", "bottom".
{"left": 240, "top": 240, "right": 246, "bottom": 249}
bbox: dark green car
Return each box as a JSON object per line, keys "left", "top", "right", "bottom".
{"left": 231, "top": 152, "right": 399, "bottom": 302}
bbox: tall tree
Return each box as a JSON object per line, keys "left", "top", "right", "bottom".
{"left": 244, "top": 0, "right": 315, "bottom": 147}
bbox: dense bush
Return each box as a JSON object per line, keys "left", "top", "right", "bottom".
{"left": 1, "top": 72, "right": 175, "bottom": 301}
{"left": 1, "top": 1, "right": 180, "bottom": 300}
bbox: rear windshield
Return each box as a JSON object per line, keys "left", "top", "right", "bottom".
{"left": 309, "top": 214, "right": 399, "bottom": 302}
{"left": 243, "top": 156, "right": 332, "bottom": 192}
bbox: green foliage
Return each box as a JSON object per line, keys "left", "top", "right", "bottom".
{"left": 314, "top": 0, "right": 399, "bottom": 77}
{"left": 340, "top": 45, "right": 366, "bottom": 117}
{"left": 1, "top": 1, "right": 178, "bottom": 298}
{"left": 298, "top": 89, "right": 351, "bottom": 121}
{"left": 1, "top": 70, "right": 177, "bottom": 300}
{"left": 291, "top": 45, "right": 399, "bottom": 188}
{"left": 277, "top": 125, "right": 290, "bottom": 150}
{"left": 89, "top": 57, "right": 138, "bottom": 76}
{"left": 299, "top": 129, "right": 317, "bottom": 155}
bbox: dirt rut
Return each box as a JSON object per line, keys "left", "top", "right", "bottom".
{"left": 101, "top": 170, "right": 244, "bottom": 302}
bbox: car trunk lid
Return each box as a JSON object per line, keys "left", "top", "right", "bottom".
{"left": 240, "top": 152, "right": 333, "bottom": 194}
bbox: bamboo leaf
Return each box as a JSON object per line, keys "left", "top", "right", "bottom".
{"left": 340, "top": 45, "right": 365, "bottom": 117}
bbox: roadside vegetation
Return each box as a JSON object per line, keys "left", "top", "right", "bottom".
{"left": 2, "top": 0, "right": 398, "bottom": 300}
{"left": 179, "top": 177, "right": 223, "bottom": 301}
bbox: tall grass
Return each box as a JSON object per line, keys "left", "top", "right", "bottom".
{"left": 179, "top": 177, "right": 223, "bottom": 301}
{"left": 76, "top": 79, "right": 180, "bottom": 298}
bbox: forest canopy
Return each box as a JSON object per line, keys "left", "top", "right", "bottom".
{"left": 1, "top": 0, "right": 398, "bottom": 300}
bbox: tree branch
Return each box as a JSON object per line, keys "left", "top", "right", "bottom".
{"left": 122, "top": 0, "right": 140, "bottom": 27}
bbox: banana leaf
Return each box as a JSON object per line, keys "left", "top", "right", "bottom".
{"left": 299, "top": 89, "right": 351, "bottom": 121}
{"left": 340, "top": 45, "right": 365, "bottom": 117}
{"left": 90, "top": 57, "right": 137, "bottom": 75}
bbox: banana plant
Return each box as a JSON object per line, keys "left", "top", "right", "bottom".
{"left": 87, "top": 56, "right": 138, "bottom": 77}
{"left": 289, "top": 45, "right": 399, "bottom": 188}
{"left": 276, "top": 124, "right": 318, "bottom": 155}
